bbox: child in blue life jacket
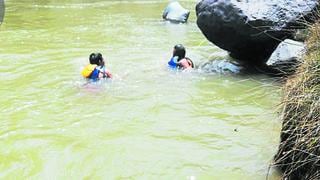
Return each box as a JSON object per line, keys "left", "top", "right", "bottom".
{"left": 81, "top": 53, "right": 112, "bottom": 80}
{"left": 168, "top": 44, "right": 194, "bottom": 70}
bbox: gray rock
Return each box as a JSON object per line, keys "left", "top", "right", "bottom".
{"left": 163, "top": 1, "right": 190, "bottom": 23}
{"left": 200, "top": 59, "right": 242, "bottom": 74}
{"left": 266, "top": 39, "right": 306, "bottom": 74}
{"left": 293, "top": 29, "right": 309, "bottom": 42}
{"left": 196, "top": 0, "right": 318, "bottom": 65}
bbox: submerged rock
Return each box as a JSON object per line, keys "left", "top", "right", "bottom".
{"left": 266, "top": 39, "right": 306, "bottom": 75}
{"left": 163, "top": 1, "right": 190, "bottom": 23}
{"left": 200, "top": 60, "right": 242, "bottom": 74}
{"left": 196, "top": 0, "right": 319, "bottom": 65}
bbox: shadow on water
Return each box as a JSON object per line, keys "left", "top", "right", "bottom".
{"left": 0, "top": 0, "right": 4, "bottom": 24}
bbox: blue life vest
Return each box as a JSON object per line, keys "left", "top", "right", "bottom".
{"left": 89, "top": 68, "right": 100, "bottom": 80}
{"left": 90, "top": 66, "right": 108, "bottom": 80}
{"left": 168, "top": 56, "right": 179, "bottom": 68}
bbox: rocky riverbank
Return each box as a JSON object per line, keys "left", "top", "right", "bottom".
{"left": 273, "top": 22, "right": 320, "bottom": 179}
{"left": 195, "top": 0, "right": 320, "bottom": 179}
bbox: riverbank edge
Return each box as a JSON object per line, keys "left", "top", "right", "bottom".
{"left": 273, "top": 22, "right": 320, "bottom": 179}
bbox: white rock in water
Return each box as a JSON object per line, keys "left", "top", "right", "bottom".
{"left": 162, "top": 1, "right": 190, "bottom": 23}
{"left": 267, "top": 39, "right": 306, "bottom": 66}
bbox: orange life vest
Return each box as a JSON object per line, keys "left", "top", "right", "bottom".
{"left": 81, "top": 64, "right": 97, "bottom": 78}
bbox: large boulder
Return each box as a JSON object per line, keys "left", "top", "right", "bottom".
{"left": 196, "top": 0, "right": 318, "bottom": 65}
{"left": 163, "top": 1, "right": 190, "bottom": 23}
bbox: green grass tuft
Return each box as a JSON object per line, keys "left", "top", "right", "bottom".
{"left": 273, "top": 22, "right": 320, "bottom": 180}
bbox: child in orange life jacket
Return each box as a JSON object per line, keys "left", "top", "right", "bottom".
{"left": 168, "top": 44, "right": 194, "bottom": 70}
{"left": 81, "top": 53, "right": 112, "bottom": 80}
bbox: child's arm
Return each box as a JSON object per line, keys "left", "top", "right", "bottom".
{"left": 98, "top": 67, "right": 112, "bottom": 79}
{"left": 105, "top": 70, "right": 112, "bottom": 79}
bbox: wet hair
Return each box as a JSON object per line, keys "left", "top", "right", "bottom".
{"left": 89, "top": 53, "right": 103, "bottom": 65}
{"left": 173, "top": 44, "right": 186, "bottom": 61}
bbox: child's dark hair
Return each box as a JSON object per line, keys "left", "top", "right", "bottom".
{"left": 173, "top": 44, "right": 186, "bottom": 61}
{"left": 89, "top": 53, "right": 103, "bottom": 65}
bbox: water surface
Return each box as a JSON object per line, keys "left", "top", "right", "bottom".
{"left": 0, "top": 1, "right": 281, "bottom": 179}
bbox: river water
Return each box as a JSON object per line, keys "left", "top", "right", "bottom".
{"left": 0, "top": 0, "right": 281, "bottom": 179}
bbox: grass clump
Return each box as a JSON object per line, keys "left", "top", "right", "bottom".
{"left": 273, "top": 22, "right": 320, "bottom": 179}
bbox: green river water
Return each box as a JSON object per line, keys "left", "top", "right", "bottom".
{"left": 0, "top": 0, "right": 282, "bottom": 179}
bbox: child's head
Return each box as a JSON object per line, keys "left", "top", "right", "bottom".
{"left": 89, "top": 53, "right": 104, "bottom": 66}
{"left": 173, "top": 44, "right": 186, "bottom": 61}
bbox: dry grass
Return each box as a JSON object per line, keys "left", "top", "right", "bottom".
{"left": 273, "top": 22, "right": 320, "bottom": 179}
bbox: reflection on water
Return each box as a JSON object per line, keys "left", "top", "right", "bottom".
{"left": 0, "top": 0, "right": 281, "bottom": 179}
